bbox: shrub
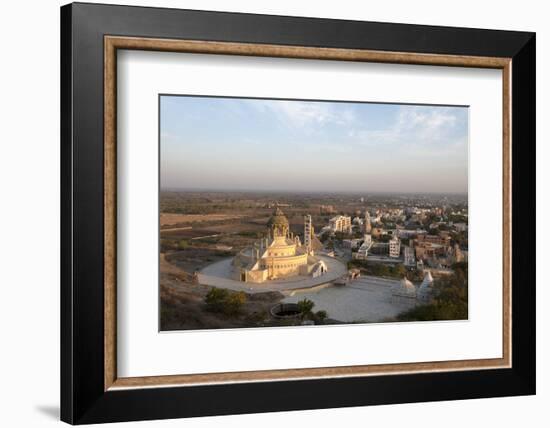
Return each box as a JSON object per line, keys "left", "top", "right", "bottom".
{"left": 225, "top": 292, "right": 247, "bottom": 315}
{"left": 205, "top": 287, "right": 229, "bottom": 312}
{"left": 315, "top": 310, "right": 328, "bottom": 324}
{"left": 204, "top": 288, "right": 246, "bottom": 316}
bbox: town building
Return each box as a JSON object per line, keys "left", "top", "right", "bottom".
{"left": 389, "top": 234, "right": 401, "bottom": 258}
{"left": 352, "top": 216, "right": 364, "bottom": 227}
{"left": 343, "top": 239, "right": 362, "bottom": 249}
{"left": 364, "top": 211, "right": 372, "bottom": 233}
{"left": 414, "top": 242, "right": 447, "bottom": 260}
{"left": 452, "top": 243, "right": 465, "bottom": 263}
{"left": 454, "top": 222, "right": 468, "bottom": 232}
{"left": 371, "top": 227, "right": 386, "bottom": 238}
{"left": 416, "top": 234, "right": 451, "bottom": 246}
{"left": 328, "top": 215, "right": 352, "bottom": 233}
{"left": 319, "top": 205, "right": 335, "bottom": 214}
{"left": 403, "top": 246, "right": 416, "bottom": 267}
{"left": 353, "top": 234, "right": 372, "bottom": 260}
{"left": 397, "top": 229, "right": 426, "bottom": 239}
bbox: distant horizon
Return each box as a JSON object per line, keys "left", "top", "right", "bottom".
{"left": 161, "top": 96, "right": 468, "bottom": 194}
{"left": 160, "top": 186, "right": 468, "bottom": 196}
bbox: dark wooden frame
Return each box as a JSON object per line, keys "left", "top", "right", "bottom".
{"left": 61, "top": 2, "right": 536, "bottom": 424}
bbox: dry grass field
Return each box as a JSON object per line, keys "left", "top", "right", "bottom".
{"left": 160, "top": 213, "right": 245, "bottom": 226}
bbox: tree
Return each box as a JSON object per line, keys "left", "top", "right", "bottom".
{"left": 392, "top": 264, "right": 406, "bottom": 277}
{"left": 297, "top": 298, "right": 315, "bottom": 319}
{"left": 315, "top": 310, "right": 328, "bottom": 324}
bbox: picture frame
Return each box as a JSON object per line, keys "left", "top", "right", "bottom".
{"left": 60, "top": 2, "right": 535, "bottom": 424}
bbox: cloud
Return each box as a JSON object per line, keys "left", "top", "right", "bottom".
{"left": 349, "top": 106, "right": 466, "bottom": 153}
{"left": 251, "top": 99, "right": 356, "bottom": 129}
{"left": 396, "top": 107, "right": 459, "bottom": 140}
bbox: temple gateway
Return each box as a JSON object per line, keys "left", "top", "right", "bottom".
{"left": 232, "top": 207, "right": 327, "bottom": 283}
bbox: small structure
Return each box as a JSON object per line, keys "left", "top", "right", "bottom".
{"left": 311, "top": 260, "right": 328, "bottom": 278}
{"left": 391, "top": 277, "right": 417, "bottom": 304}
{"left": 334, "top": 268, "right": 360, "bottom": 286}
{"left": 417, "top": 271, "right": 435, "bottom": 303}
{"left": 349, "top": 268, "right": 361, "bottom": 280}
{"left": 353, "top": 234, "right": 372, "bottom": 260}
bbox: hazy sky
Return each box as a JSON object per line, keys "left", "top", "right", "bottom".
{"left": 160, "top": 95, "right": 468, "bottom": 193}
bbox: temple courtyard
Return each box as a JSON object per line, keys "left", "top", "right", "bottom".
{"left": 198, "top": 254, "right": 347, "bottom": 293}
{"left": 282, "top": 276, "right": 415, "bottom": 323}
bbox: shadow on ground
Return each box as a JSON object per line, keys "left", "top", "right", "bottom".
{"left": 35, "top": 405, "right": 59, "bottom": 420}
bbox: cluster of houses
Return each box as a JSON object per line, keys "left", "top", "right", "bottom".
{"left": 321, "top": 207, "right": 468, "bottom": 272}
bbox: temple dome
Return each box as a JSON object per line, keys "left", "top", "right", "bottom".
{"left": 392, "top": 277, "right": 417, "bottom": 298}
{"left": 267, "top": 207, "right": 289, "bottom": 227}
{"left": 417, "top": 271, "right": 434, "bottom": 302}
{"left": 419, "top": 271, "right": 434, "bottom": 291}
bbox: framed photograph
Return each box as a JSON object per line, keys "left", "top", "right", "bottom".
{"left": 61, "top": 2, "right": 535, "bottom": 424}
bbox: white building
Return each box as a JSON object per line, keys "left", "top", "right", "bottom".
{"left": 403, "top": 246, "right": 416, "bottom": 267}
{"left": 364, "top": 211, "right": 372, "bottom": 233}
{"left": 328, "top": 215, "right": 352, "bottom": 233}
{"left": 343, "top": 238, "right": 362, "bottom": 249}
{"left": 454, "top": 222, "right": 468, "bottom": 232}
{"left": 353, "top": 234, "right": 372, "bottom": 260}
{"left": 389, "top": 235, "right": 401, "bottom": 258}
{"left": 304, "top": 215, "right": 313, "bottom": 254}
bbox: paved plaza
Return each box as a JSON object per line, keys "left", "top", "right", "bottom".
{"left": 283, "top": 276, "right": 415, "bottom": 323}
{"left": 198, "top": 255, "right": 347, "bottom": 294}
{"left": 198, "top": 253, "right": 415, "bottom": 322}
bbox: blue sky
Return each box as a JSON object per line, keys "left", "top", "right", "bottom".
{"left": 160, "top": 95, "right": 468, "bottom": 193}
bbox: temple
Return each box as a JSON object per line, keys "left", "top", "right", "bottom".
{"left": 232, "top": 207, "right": 327, "bottom": 283}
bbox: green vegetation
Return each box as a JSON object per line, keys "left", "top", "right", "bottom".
{"left": 397, "top": 262, "right": 468, "bottom": 321}
{"left": 348, "top": 260, "right": 407, "bottom": 279}
{"left": 296, "top": 298, "right": 329, "bottom": 325}
{"left": 297, "top": 298, "right": 315, "bottom": 318}
{"left": 160, "top": 239, "right": 178, "bottom": 253}
{"left": 315, "top": 310, "right": 328, "bottom": 323}
{"left": 205, "top": 287, "right": 247, "bottom": 316}
{"left": 448, "top": 214, "right": 468, "bottom": 224}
